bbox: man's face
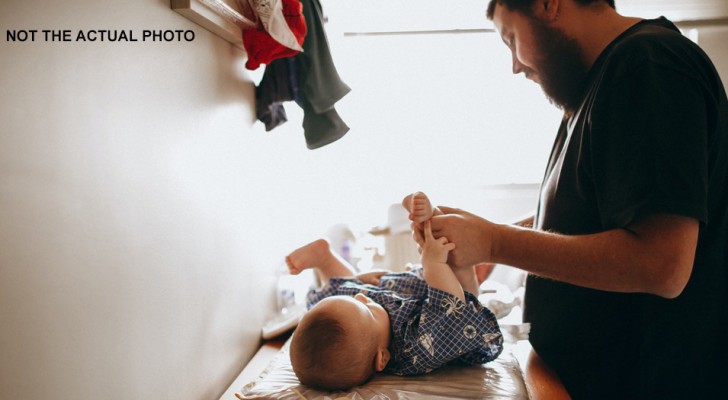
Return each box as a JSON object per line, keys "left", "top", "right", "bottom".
{"left": 493, "top": 4, "right": 589, "bottom": 113}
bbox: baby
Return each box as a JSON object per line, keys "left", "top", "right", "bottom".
{"left": 287, "top": 192, "right": 503, "bottom": 391}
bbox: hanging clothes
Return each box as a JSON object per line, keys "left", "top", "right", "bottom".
{"left": 294, "top": 0, "right": 350, "bottom": 149}
{"left": 255, "top": 57, "right": 294, "bottom": 131}
{"left": 242, "top": 0, "right": 307, "bottom": 70}
{"left": 295, "top": 0, "right": 349, "bottom": 116}
{"left": 253, "top": 0, "right": 350, "bottom": 149}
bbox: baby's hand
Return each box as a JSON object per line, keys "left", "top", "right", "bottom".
{"left": 421, "top": 220, "right": 455, "bottom": 265}
{"left": 356, "top": 269, "right": 390, "bottom": 285}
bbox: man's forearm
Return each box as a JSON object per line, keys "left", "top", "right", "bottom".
{"left": 492, "top": 214, "right": 698, "bottom": 298}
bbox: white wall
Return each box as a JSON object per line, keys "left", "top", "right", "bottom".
{"left": 0, "top": 1, "right": 335, "bottom": 399}
{"left": 695, "top": 25, "right": 728, "bottom": 84}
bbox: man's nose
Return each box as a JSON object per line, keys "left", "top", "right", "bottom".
{"left": 512, "top": 52, "right": 525, "bottom": 75}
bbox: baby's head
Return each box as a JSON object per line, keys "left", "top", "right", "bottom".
{"left": 290, "top": 294, "right": 391, "bottom": 391}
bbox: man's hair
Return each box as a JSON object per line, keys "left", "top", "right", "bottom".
{"left": 290, "top": 313, "right": 377, "bottom": 391}
{"left": 486, "top": 0, "right": 615, "bottom": 20}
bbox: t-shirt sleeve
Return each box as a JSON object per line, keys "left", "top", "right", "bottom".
{"left": 590, "top": 60, "right": 709, "bottom": 229}
{"left": 393, "top": 289, "right": 503, "bottom": 374}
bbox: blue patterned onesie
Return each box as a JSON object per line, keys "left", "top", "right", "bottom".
{"left": 306, "top": 267, "right": 503, "bottom": 375}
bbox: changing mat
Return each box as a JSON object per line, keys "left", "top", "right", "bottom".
{"left": 236, "top": 338, "right": 528, "bottom": 399}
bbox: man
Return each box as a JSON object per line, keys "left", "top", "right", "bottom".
{"left": 414, "top": 0, "right": 728, "bottom": 398}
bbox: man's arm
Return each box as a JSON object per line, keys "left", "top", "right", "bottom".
{"left": 421, "top": 207, "right": 698, "bottom": 299}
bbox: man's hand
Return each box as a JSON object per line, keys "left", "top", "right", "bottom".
{"left": 413, "top": 206, "right": 495, "bottom": 269}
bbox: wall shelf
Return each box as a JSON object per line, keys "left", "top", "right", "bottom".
{"left": 171, "top": 0, "right": 256, "bottom": 50}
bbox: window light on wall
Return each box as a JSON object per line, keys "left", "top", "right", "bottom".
{"left": 172, "top": 0, "right": 563, "bottom": 231}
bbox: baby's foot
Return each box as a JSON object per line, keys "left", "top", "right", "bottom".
{"left": 285, "top": 238, "right": 329, "bottom": 275}
{"left": 409, "top": 192, "right": 434, "bottom": 224}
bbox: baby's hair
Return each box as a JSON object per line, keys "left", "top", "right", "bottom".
{"left": 290, "top": 313, "right": 377, "bottom": 390}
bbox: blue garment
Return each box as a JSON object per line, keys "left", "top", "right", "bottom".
{"left": 306, "top": 267, "right": 503, "bottom": 376}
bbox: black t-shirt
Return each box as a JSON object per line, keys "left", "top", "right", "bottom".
{"left": 524, "top": 17, "right": 728, "bottom": 399}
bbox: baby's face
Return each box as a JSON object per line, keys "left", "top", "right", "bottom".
{"left": 314, "top": 294, "right": 391, "bottom": 346}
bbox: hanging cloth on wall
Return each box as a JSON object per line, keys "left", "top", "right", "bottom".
{"left": 295, "top": 0, "right": 349, "bottom": 116}
{"left": 255, "top": 57, "right": 297, "bottom": 131}
{"left": 294, "top": 0, "right": 350, "bottom": 149}
{"left": 254, "top": 0, "right": 350, "bottom": 149}
{"left": 242, "top": 0, "right": 307, "bottom": 70}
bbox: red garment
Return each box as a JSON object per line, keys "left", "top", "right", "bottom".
{"left": 243, "top": 0, "right": 307, "bottom": 70}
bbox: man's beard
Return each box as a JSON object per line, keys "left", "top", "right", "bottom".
{"left": 530, "top": 19, "right": 589, "bottom": 115}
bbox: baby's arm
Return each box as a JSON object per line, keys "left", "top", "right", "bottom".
{"left": 420, "top": 221, "right": 465, "bottom": 302}
{"left": 355, "top": 269, "right": 391, "bottom": 285}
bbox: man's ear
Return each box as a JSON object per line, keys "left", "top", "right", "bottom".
{"left": 537, "top": 0, "right": 560, "bottom": 21}
{"left": 374, "top": 348, "right": 390, "bottom": 372}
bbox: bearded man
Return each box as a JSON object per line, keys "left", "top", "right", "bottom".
{"left": 413, "top": 1, "right": 728, "bottom": 398}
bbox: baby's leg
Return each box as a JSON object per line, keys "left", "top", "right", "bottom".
{"left": 450, "top": 264, "right": 493, "bottom": 297}
{"left": 475, "top": 263, "right": 495, "bottom": 285}
{"left": 402, "top": 191, "right": 441, "bottom": 224}
{"left": 452, "top": 266, "right": 480, "bottom": 297}
{"left": 286, "top": 239, "right": 357, "bottom": 283}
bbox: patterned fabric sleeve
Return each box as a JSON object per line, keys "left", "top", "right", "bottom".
{"left": 305, "top": 270, "right": 426, "bottom": 309}
{"left": 388, "top": 288, "right": 503, "bottom": 375}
